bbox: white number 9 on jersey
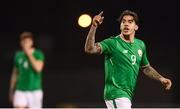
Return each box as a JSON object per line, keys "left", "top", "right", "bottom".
{"left": 131, "top": 55, "right": 136, "bottom": 65}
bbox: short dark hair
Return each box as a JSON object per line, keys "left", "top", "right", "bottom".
{"left": 20, "top": 31, "right": 34, "bottom": 40}
{"left": 117, "top": 10, "right": 139, "bottom": 25}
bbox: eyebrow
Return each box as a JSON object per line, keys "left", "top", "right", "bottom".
{"left": 122, "top": 19, "right": 134, "bottom": 22}
{"left": 128, "top": 20, "right": 134, "bottom": 22}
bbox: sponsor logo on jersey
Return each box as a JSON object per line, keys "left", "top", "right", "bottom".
{"left": 123, "top": 50, "right": 128, "bottom": 54}
{"left": 19, "top": 58, "right": 23, "bottom": 64}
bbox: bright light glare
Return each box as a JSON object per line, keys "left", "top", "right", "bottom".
{"left": 78, "top": 14, "right": 92, "bottom": 28}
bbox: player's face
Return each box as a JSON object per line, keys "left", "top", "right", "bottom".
{"left": 20, "top": 38, "right": 33, "bottom": 49}
{"left": 120, "top": 15, "right": 138, "bottom": 36}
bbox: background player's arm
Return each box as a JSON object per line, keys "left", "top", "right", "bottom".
{"left": 142, "top": 65, "right": 172, "bottom": 90}
{"left": 9, "top": 67, "right": 18, "bottom": 103}
{"left": 85, "top": 11, "right": 104, "bottom": 54}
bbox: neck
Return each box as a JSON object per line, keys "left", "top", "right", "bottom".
{"left": 120, "top": 33, "right": 135, "bottom": 43}
{"left": 124, "top": 35, "right": 130, "bottom": 40}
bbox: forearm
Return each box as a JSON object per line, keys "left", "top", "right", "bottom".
{"left": 84, "top": 25, "right": 99, "bottom": 54}
{"left": 142, "top": 65, "right": 164, "bottom": 81}
{"left": 10, "top": 78, "right": 16, "bottom": 92}
{"left": 27, "top": 55, "right": 44, "bottom": 73}
{"left": 10, "top": 69, "right": 18, "bottom": 92}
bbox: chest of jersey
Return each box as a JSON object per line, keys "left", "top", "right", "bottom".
{"left": 15, "top": 55, "right": 34, "bottom": 83}
{"left": 17, "top": 55, "right": 31, "bottom": 70}
{"left": 111, "top": 40, "right": 143, "bottom": 66}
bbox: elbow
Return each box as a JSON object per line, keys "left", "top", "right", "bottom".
{"left": 35, "top": 68, "right": 43, "bottom": 73}
{"left": 34, "top": 64, "right": 44, "bottom": 73}
{"left": 84, "top": 48, "right": 90, "bottom": 54}
{"left": 84, "top": 46, "right": 90, "bottom": 53}
{"left": 84, "top": 47, "right": 94, "bottom": 54}
{"left": 143, "top": 71, "right": 148, "bottom": 76}
{"left": 37, "top": 69, "right": 42, "bottom": 73}
{"left": 142, "top": 67, "right": 148, "bottom": 75}
{"left": 141, "top": 64, "right": 150, "bottom": 74}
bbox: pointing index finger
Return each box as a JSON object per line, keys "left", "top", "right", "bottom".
{"left": 98, "top": 11, "right": 103, "bottom": 16}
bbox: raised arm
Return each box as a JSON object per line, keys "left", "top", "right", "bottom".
{"left": 142, "top": 65, "right": 172, "bottom": 90}
{"left": 26, "top": 53, "right": 44, "bottom": 73}
{"left": 23, "top": 48, "right": 44, "bottom": 73}
{"left": 84, "top": 11, "right": 104, "bottom": 54}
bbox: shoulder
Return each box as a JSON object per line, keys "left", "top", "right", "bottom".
{"left": 34, "top": 49, "right": 45, "bottom": 60}
{"left": 34, "top": 49, "right": 44, "bottom": 54}
{"left": 14, "top": 51, "right": 24, "bottom": 61}
{"left": 105, "top": 36, "right": 116, "bottom": 40}
{"left": 15, "top": 50, "right": 23, "bottom": 56}
{"left": 135, "top": 38, "right": 144, "bottom": 43}
{"left": 99, "top": 36, "right": 118, "bottom": 49}
{"left": 135, "top": 38, "right": 146, "bottom": 46}
{"left": 134, "top": 38, "right": 147, "bottom": 51}
{"left": 102, "top": 35, "right": 118, "bottom": 42}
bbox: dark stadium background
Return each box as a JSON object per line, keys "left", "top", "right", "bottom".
{"left": 0, "top": 0, "right": 179, "bottom": 108}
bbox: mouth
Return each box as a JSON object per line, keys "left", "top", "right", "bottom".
{"left": 123, "top": 27, "right": 129, "bottom": 32}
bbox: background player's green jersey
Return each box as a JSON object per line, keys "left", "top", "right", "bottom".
{"left": 14, "top": 49, "right": 45, "bottom": 91}
{"left": 99, "top": 35, "right": 149, "bottom": 100}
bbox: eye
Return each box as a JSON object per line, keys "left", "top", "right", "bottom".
{"left": 129, "top": 20, "right": 134, "bottom": 23}
{"left": 121, "top": 19, "right": 126, "bottom": 24}
{"left": 129, "top": 21, "right": 132, "bottom": 23}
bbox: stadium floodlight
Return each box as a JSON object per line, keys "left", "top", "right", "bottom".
{"left": 78, "top": 14, "right": 92, "bottom": 28}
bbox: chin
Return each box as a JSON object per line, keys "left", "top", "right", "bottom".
{"left": 123, "top": 33, "right": 131, "bottom": 36}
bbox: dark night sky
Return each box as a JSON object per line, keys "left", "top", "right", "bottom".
{"left": 0, "top": 0, "right": 179, "bottom": 108}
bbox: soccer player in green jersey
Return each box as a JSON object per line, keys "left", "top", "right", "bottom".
{"left": 9, "top": 32, "right": 45, "bottom": 108}
{"left": 84, "top": 10, "right": 172, "bottom": 108}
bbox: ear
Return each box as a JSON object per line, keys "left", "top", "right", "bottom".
{"left": 135, "top": 25, "right": 138, "bottom": 31}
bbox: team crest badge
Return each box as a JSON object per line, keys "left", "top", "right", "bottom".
{"left": 138, "top": 49, "right": 143, "bottom": 57}
{"left": 23, "top": 61, "right": 29, "bottom": 69}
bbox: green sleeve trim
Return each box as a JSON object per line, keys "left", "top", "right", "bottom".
{"left": 98, "top": 42, "right": 104, "bottom": 54}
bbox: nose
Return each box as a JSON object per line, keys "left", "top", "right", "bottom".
{"left": 124, "top": 24, "right": 129, "bottom": 29}
{"left": 124, "top": 22, "right": 129, "bottom": 26}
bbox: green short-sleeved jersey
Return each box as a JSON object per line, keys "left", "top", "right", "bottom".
{"left": 14, "top": 49, "right": 45, "bottom": 91}
{"left": 99, "top": 35, "right": 149, "bottom": 100}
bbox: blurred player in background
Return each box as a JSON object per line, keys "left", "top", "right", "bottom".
{"left": 9, "top": 31, "right": 45, "bottom": 108}
{"left": 84, "top": 10, "right": 172, "bottom": 108}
